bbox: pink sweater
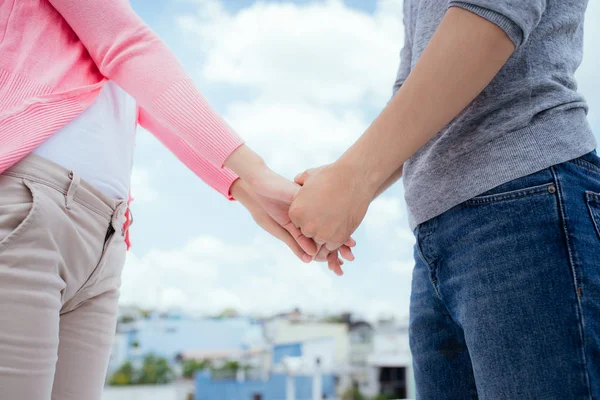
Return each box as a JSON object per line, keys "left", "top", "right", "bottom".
{"left": 0, "top": 0, "right": 244, "bottom": 198}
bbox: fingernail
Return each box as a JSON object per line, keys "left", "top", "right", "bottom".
{"left": 302, "top": 254, "right": 312, "bottom": 263}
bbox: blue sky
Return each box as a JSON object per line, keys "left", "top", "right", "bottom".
{"left": 121, "top": 0, "right": 600, "bottom": 321}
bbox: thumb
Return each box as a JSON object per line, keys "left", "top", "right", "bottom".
{"left": 294, "top": 170, "right": 312, "bottom": 186}
{"left": 295, "top": 166, "right": 326, "bottom": 186}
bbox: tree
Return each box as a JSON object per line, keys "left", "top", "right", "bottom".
{"left": 210, "top": 360, "right": 252, "bottom": 380}
{"left": 371, "top": 395, "right": 391, "bottom": 400}
{"left": 322, "top": 312, "right": 352, "bottom": 324}
{"left": 108, "top": 361, "right": 135, "bottom": 386}
{"left": 108, "top": 354, "right": 174, "bottom": 386}
{"left": 138, "top": 354, "right": 174, "bottom": 384}
{"left": 341, "top": 387, "right": 367, "bottom": 400}
{"left": 118, "top": 315, "right": 136, "bottom": 324}
{"left": 217, "top": 308, "right": 239, "bottom": 319}
{"left": 182, "top": 359, "right": 211, "bottom": 379}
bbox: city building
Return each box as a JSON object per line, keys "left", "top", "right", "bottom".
{"left": 195, "top": 339, "right": 337, "bottom": 400}
{"left": 347, "top": 320, "right": 375, "bottom": 392}
{"left": 363, "top": 320, "right": 415, "bottom": 399}
{"left": 109, "top": 312, "right": 267, "bottom": 376}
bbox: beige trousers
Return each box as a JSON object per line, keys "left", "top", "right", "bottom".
{"left": 0, "top": 154, "right": 128, "bottom": 400}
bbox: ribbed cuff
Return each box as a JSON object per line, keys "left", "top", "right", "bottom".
{"left": 214, "top": 168, "right": 240, "bottom": 201}
{"left": 449, "top": 1, "right": 524, "bottom": 48}
{"left": 151, "top": 78, "right": 245, "bottom": 168}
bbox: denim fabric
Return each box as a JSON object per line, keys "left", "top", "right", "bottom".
{"left": 410, "top": 150, "right": 600, "bottom": 399}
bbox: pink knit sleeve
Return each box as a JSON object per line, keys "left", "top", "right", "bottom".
{"left": 138, "top": 109, "right": 239, "bottom": 199}
{"left": 47, "top": 0, "right": 244, "bottom": 191}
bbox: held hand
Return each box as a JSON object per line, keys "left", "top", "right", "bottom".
{"left": 246, "top": 166, "right": 358, "bottom": 271}
{"left": 225, "top": 145, "right": 318, "bottom": 257}
{"left": 224, "top": 145, "right": 355, "bottom": 271}
{"left": 245, "top": 167, "right": 319, "bottom": 258}
{"left": 231, "top": 179, "right": 313, "bottom": 262}
{"left": 232, "top": 177, "right": 355, "bottom": 269}
{"left": 290, "top": 162, "right": 374, "bottom": 252}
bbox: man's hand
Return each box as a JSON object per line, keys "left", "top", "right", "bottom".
{"left": 289, "top": 162, "right": 376, "bottom": 254}
{"left": 231, "top": 172, "right": 356, "bottom": 273}
{"left": 225, "top": 144, "right": 356, "bottom": 273}
{"left": 225, "top": 145, "right": 317, "bottom": 258}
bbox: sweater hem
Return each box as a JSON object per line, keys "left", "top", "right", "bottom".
{"left": 406, "top": 108, "right": 597, "bottom": 230}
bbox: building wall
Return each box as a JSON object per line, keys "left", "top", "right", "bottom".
{"left": 114, "top": 317, "right": 264, "bottom": 363}
{"left": 102, "top": 382, "right": 194, "bottom": 400}
{"left": 273, "top": 343, "right": 303, "bottom": 365}
{"left": 267, "top": 321, "right": 349, "bottom": 368}
{"left": 195, "top": 372, "right": 335, "bottom": 400}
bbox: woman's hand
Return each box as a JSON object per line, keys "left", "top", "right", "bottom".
{"left": 225, "top": 146, "right": 355, "bottom": 273}
{"left": 231, "top": 178, "right": 355, "bottom": 272}
{"left": 226, "top": 145, "right": 319, "bottom": 257}
{"left": 231, "top": 179, "right": 313, "bottom": 262}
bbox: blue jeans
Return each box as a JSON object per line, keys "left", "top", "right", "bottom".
{"left": 410, "top": 150, "right": 600, "bottom": 399}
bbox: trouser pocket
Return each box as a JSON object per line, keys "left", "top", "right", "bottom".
{"left": 586, "top": 191, "right": 600, "bottom": 241}
{"left": 0, "top": 176, "right": 40, "bottom": 256}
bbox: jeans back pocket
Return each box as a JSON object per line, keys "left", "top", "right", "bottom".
{"left": 465, "top": 182, "right": 556, "bottom": 206}
{"left": 586, "top": 191, "right": 600, "bottom": 241}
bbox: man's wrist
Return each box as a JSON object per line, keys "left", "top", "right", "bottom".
{"left": 333, "top": 157, "right": 382, "bottom": 201}
{"left": 336, "top": 150, "right": 390, "bottom": 199}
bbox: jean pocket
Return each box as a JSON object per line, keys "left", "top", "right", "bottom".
{"left": 586, "top": 191, "right": 600, "bottom": 241}
{"left": 569, "top": 150, "right": 600, "bottom": 177}
{"left": 0, "top": 177, "right": 40, "bottom": 256}
{"left": 465, "top": 182, "right": 556, "bottom": 206}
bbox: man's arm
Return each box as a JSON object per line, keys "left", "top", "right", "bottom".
{"left": 290, "top": 6, "right": 517, "bottom": 249}
{"left": 337, "top": 7, "right": 515, "bottom": 191}
{"left": 374, "top": 165, "right": 403, "bottom": 199}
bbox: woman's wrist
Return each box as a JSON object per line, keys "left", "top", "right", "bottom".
{"left": 224, "top": 144, "right": 268, "bottom": 186}
{"left": 230, "top": 178, "right": 250, "bottom": 202}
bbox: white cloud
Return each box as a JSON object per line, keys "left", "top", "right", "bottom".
{"left": 362, "top": 195, "right": 415, "bottom": 257}
{"left": 178, "top": 0, "right": 402, "bottom": 107}
{"left": 130, "top": 167, "right": 158, "bottom": 203}
{"left": 385, "top": 260, "right": 415, "bottom": 277}
{"left": 577, "top": 0, "right": 600, "bottom": 127}
{"left": 119, "top": 233, "right": 406, "bottom": 319}
{"left": 176, "top": 0, "right": 404, "bottom": 176}
{"left": 364, "top": 196, "right": 404, "bottom": 232}
{"left": 225, "top": 99, "right": 368, "bottom": 175}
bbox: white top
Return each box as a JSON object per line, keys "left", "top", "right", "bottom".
{"left": 34, "top": 81, "right": 137, "bottom": 200}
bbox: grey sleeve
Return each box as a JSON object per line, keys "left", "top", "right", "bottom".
{"left": 448, "top": 0, "right": 547, "bottom": 48}
{"left": 392, "top": 1, "right": 413, "bottom": 98}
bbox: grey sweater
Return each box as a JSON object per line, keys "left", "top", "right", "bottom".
{"left": 396, "top": 0, "right": 597, "bottom": 229}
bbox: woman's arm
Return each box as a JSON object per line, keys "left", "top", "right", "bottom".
{"left": 46, "top": 0, "right": 323, "bottom": 258}
{"left": 48, "top": 0, "right": 243, "bottom": 172}
{"left": 138, "top": 110, "right": 239, "bottom": 198}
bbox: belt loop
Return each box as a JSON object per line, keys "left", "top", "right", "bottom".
{"left": 112, "top": 201, "right": 129, "bottom": 236}
{"left": 65, "top": 171, "right": 80, "bottom": 209}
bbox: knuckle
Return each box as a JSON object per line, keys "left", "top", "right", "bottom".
{"left": 303, "top": 222, "right": 317, "bottom": 237}
{"left": 289, "top": 205, "right": 303, "bottom": 222}
{"left": 314, "top": 232, "right": 327, "bottom": 243}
